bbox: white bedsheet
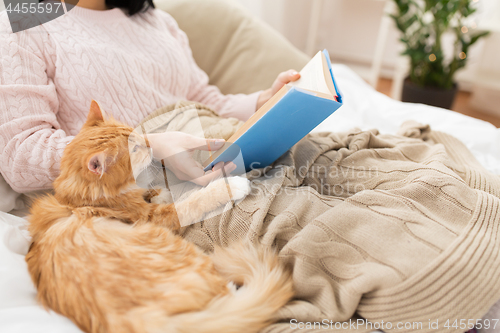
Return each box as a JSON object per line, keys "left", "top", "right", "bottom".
{"left": 312, "top": 65, "right": 500, "bottom": 174}
{"left": 0, "top": 64, "right": 498, "bottom": 332}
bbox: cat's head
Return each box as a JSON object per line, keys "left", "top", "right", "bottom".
{"left": 54, "top": 101, "right": 152, "bottom": 203}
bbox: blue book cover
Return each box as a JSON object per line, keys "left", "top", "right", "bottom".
{"left": 203, "top": 49, "right": 343, "bottom": 173}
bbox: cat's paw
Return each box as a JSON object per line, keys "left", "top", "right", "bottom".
{"left": 150, "top": 188, "right": 173, "bottom": 204}
{"left": 225, "top": 176, "right": 251, "bottom": 201}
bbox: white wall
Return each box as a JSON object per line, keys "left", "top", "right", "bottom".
{"left": 235, "top": 0, "right": 500, "bottom": 96}
{"left": 2, "top": 0, "right": 497, "bottom": 109}
{"left": 235, "top": 0, "right": 400, "bottom": 73}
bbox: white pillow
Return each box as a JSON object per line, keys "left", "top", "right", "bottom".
{"left": 154, "top": 0, "right": 309, "bottom": 94}
{"left": 0, "top": 175, "right": 24, "bottom": 213}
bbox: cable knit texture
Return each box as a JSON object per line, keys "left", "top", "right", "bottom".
{"left": 0, "top": 7, "right": 260, "bottom": 193}
{"left": 138, "top": 103, "right": 500, "bottom": 333}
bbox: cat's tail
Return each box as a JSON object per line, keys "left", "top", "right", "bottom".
{"left": 167, "top": 242, "right": 294, "bottom": 333}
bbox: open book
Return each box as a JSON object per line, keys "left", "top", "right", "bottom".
{"left": 203, "top": 49, "right": 343, "bottom": 172}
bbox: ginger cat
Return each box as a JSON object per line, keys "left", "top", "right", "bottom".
{"left": 25, "top": 101, "right": 294, "bottom": 333}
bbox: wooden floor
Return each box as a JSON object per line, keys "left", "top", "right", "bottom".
{"left": 376, "top": 78, "right": 500, "bottom": 128}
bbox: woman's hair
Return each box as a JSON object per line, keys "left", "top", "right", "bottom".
{"left": 39, "top": 0, "right": 155, "bottom": 16}
{"left": 106, "top": 0, "right": 155, "bottom": 15}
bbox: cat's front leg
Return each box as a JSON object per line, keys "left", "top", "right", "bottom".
{"left": 149, "top": 188, "right": 173, "bottom": 204}
{"left": 174, "top": 176, "right": 251, "bottom": 226}
{"left": 146, "top": 203, "right": 181, "bottom": 231}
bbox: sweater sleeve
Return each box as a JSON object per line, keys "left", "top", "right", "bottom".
{"left": 159, "top": 11, "right": 261, "bottom": 122}
{"left": 0, "top": 17, "right": 73, "bottom": 193}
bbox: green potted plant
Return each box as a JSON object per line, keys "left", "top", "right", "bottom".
{"left": 391, "top": 0, "right": 489, "bottom": 109}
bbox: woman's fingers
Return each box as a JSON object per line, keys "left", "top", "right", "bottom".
{"left": 211, "top": 161, "right": 226, "bottom": 171}
{"left": 184, "top": 135, "right": 226, "bottom": 152}
{"left": 191, "top": 162, "right": 237, "bottom": 186}
{"left": 149, "top": 132, "right": 238, "bottom": 187}
{"left": 272, "top": 70, "right": 301, "bottom": 94}
{"left": 172, "top": 161, "right": 236, "bottom": 186}
{"left": 257, "top": 69, "right": 301, "bottom": 110}
{"left": 204, "top": 139, "right": 226, "bottom": 151}
{"left": 277, "top": 69, "right": 300, "bottom": 84}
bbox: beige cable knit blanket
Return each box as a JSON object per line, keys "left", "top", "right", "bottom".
{"left": 140, "top": 101, "right": 500, "bottom": 333}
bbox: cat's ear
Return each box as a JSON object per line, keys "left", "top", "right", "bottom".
{"left": 88, "top": 152, "right": 113, "bottom": 176}
{"left": 85, "top": 100, "right": 105, "bottom": 127}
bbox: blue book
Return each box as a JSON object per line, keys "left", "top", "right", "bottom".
{"left": 203, "top": 49, "right": 343, "bottom": 173}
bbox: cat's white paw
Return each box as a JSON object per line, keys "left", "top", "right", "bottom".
{"left": 225, "top": 176, "right": 251, "bottom": 201}
{"left": 150, "top": 188, "right": 173, "bottom": 204}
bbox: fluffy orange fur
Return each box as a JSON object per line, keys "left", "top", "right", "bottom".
{"left": 25, "top": 101, "right": 294, "bottom": 333}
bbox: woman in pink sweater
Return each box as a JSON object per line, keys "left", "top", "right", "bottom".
{"left": 0, "top": 0, "right": 299, "bottom": 192}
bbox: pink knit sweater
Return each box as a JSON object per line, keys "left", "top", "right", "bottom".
{"left": 0, "top": 6, "right": 260, "bottom": 193}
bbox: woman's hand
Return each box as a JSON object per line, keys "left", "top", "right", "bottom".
{"left": 256, "top": 69, "right": 301, "bottom": 110}
{"left": 146, "top": 132, "right": 236, "bottom": 186}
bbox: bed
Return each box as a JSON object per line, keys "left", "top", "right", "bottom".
{"left": 1, "top": 0, "right": 499, "bottom": 332}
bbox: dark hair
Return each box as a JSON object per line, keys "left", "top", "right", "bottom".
{"left": 39, "top": 0, "right": 155, "bottom": 16}
{"left": 105, "top": 0, "right": 155, "bottom": 16}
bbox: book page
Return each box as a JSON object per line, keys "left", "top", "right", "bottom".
{"left": 202, "top": 51, "right": 340, "bottom": 169}
{"left": 288, "top": 51, "right": 334, "bottom": 96}
{"left": 321, "top": 54, "right": 338, "bottom": 98}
